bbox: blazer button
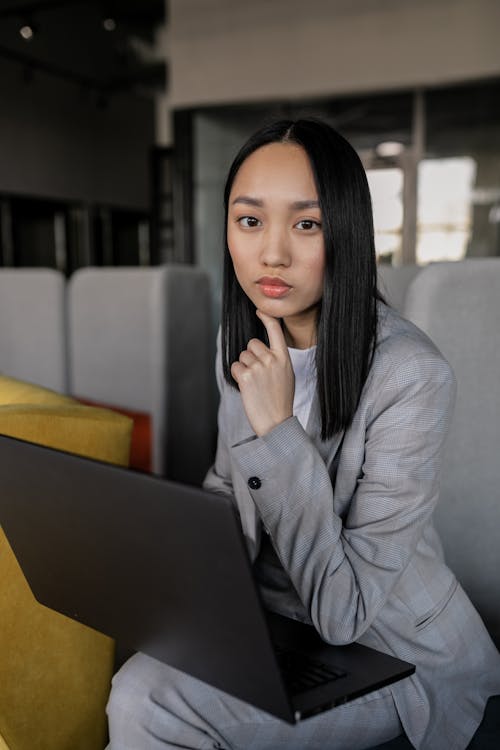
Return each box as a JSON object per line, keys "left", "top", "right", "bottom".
{"left": 248, "top": 476, "right": 261, "bottom": 490}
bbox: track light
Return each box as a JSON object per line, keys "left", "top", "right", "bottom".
{"left": 19, "top": 23, "right": 36, "bottom": 41}
{"left": 103, "top": 17, "right": 116, "bottom": 31}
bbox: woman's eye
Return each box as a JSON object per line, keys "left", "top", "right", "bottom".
{"left": 237, "top": 216, "right": 261, "bottom": 228}
{"left": 296, "top": 219, "right": 321, "bottom": 231}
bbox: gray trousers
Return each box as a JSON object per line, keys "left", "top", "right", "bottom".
{"left": 106, "top": 652, "right": 404, "bottom": 750}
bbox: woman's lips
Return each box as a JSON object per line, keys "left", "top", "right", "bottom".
{"left": 257, "top": 277, "right": 292, "bottom": 299}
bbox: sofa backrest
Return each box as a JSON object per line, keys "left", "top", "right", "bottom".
{"left": 377, "top": 264, "right": 421, "bottom": 314}
{"left": 0, "top": 268, "right": 67, "bottom": 393}
{"left": 68, "top": 265, "right": 214, "bottom": 483}
{"left": 404, "top": 259, "right": 500, "bottom": 642}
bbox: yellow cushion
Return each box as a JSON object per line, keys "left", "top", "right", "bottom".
{"left": 0, "top": 375, "right": 76, "bottom": 407}
{"left": 0, "top": 403, "right": 132, "bottom": 465}
{"left": 0, "top": 376, "right": 133, "bottom": 750}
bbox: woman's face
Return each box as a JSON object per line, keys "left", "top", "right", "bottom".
{"left": 227, "top": 142, "right": 325, "bottom": 349}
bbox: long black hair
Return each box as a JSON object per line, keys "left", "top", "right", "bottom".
{"left": 222, "top": 118, "right": 379, "bottom": 440}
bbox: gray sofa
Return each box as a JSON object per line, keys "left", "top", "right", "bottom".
{"left": 0, "top": 264, "right": 214, "bottom": 485}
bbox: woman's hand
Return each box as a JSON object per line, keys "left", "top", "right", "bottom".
{"left": 231, "top": 310, "right": 295, "bottom": 437}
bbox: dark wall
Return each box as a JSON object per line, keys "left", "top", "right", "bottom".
{"left": 0, "top": 58, "right": 154, "bottom": 210}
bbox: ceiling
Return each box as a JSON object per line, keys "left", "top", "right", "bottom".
{"left": 0, "top": 0, "right": 167, "bottom": 97}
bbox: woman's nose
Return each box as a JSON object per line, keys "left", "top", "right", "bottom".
{"left": 259, "top": 227, "right": 291, "bottom": 267}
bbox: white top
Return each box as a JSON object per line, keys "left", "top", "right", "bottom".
{"left": 288, "top": 345, "right": 317, "bottom": 431}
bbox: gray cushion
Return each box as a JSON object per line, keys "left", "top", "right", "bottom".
{"left": 404, "top": 259, "right": 500, "bottom": 642}
{"left": 68, "top": 265, "right": 213, "bottom": 483}
{"left": 0, "top": 268, "right": 67, "bottom": 392}
{"left": 377, "top": 265, "right": 421, "bottom": 314}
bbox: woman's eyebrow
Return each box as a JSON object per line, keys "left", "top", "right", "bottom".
{"left": 231, "top": 196, "right": 320, "bottom": 209}
{"left": 231, "top": 196, "right": 263, "bottom": 207}
{"left": 291, "top": 200, "right": 320, "bottom": 210}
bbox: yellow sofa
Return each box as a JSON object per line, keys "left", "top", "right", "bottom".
{"left": 0, "top": 375, "right": 133, "bottom": 750}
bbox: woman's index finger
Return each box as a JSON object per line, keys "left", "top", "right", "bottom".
{"left": 256, "top": 309, "right": 288, "bottom": 353}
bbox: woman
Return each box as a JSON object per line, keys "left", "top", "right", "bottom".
{"left": 107, "top": 120, "right": 500, "bottom": 749}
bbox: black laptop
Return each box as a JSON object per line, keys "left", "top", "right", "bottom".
{"left": 0, "top": 434, "right": 414, "bottom": 724}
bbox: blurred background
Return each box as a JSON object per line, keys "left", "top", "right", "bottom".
{"left": 1, "top": 0, "right": 499, "bottom": 327}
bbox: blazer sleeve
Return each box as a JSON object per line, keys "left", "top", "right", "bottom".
{"left": 202, "top": 333, "right": 263, "bottom": 560}
{"left": 230, "top": 345, "right": 457, "bottom": 645}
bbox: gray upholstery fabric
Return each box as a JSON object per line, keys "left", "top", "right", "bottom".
{"left": 68, "top": 265, "right": 214, "bottom": 483}
{"left": 377, "top": 265, "right": 421, "bottom": 314}
{"left": 404, "top": 259, "right": 500, "bottom": 643}
{"left": 0, "top": 268, "right": 68, "bottom": 392}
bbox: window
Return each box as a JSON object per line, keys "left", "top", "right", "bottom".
{"left": 417, "top": 157, "right": 476, "bottom": 264}
{"left": 366, "top": 168, "right": 403, "bottom": 263}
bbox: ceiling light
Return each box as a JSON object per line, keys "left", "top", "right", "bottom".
{"left": 19, "top": 24, "right": 35, "bottom": 41}
{"left": 103, "top": 17, "right": 116, "bottom": 31}
{"left": 375, "top": 141, "right": 405, "bottom": 158}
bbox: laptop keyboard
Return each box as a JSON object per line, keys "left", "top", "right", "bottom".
{"left": 275, "top": 647, "right": 347, "bottom": 694}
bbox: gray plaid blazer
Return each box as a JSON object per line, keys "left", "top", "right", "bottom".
{"left": 204, "top": 303, "right": 500, "bottom": 749}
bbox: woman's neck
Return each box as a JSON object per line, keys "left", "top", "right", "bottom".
{"left": 283, "top": 322, "right": 316, "bottom": 350}
{"left": 283, "top": 309, "right": 318, "bottom": 350}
